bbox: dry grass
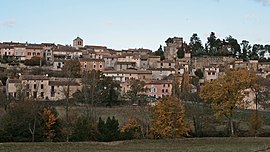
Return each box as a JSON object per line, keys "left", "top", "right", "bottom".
{"left": 0, "top": 138, "right": 269, "bottom": 152}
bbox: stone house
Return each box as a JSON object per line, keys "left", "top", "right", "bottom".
{"left": 145, "top": 80, "right": 173, "bottom": 99}
{"left": 103, "top": 69, "right": 152, "bottom": 83}
{"left": 149, "top": 68, "right": 175, "bottom": 80}
{"left": 79, "top": 58, "right": 105, "bottom": 72}
{"left": 6, "top": 75, "right": 81, "bottom": 101}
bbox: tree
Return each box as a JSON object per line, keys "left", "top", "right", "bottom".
{"left": 153, "top": 45, "right": 165, "bottom": 60}
{"left": 0, "top": 100, "right": 44, "bottom": 142}
{"left": 240, "top": 40, "right": 251, "bottom": 61}
{"left": 184, "top": 77, "right": 207, "bottom": 137}
{"left": 206, "top": 32, "right": 221, "bottom": 56}
{"left": 126, "top": 79, "right": 148, "bottom": 105}
{"left": 181, "top": 70, "right": 190, "bottom": 95}
{"left": 96, "top": 76, "right": 121, "bottom": 106}
{"left": 120, "top": 116, "right": 142, "bottom": 139}
{"left": 200, "top": 68, "right": 256, "bottom": 136}
{"left": 61, "top": 59, "right": 81, "bottom": 142}
{"left": 151, "top": 96, "right": 189, "bottom": 138}
{"left": 71, "top": 115, "right": 97, "bottom": 141}
{"left": 225, "top": 35, "right": 241, "bottom": 57}
{"left": 41, "top": 107, "right": 58, "bottom": 141}
{"left": 24, "top": 56, "right": 46, "bottom": 66}
{"left": 194, "top": 69, "right": 203, "bottom": 79}
{"left": 250, "top": 44, "right": 263, "bottom": 60}
{"left": 249, "top": 111, "right": 262, "bottom": 137}
{"left": 81, "top": 70, "right": 103, "bottom": 116}
{"left": 189, "top": 33, "right": 205, "bottom": 56}
{"left": 171, "top": 75, "right": 181, "bottom": 98}
{"left": 97, "top": 116, "right": 120, "bottom": 142}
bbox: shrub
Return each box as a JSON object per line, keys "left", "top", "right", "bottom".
{"left": 71, "top": 116, "right": 97, "bottom": 141}
{"left": 120, "top": 116, "right": 142, "bottom": 140}
{"left": 97, "top": 116, "right": 120, "bottom": 142}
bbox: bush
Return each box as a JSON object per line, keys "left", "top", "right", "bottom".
{"left": 97, "top": 116, "right": 120, "bottom": 142}
{"left": 71, "top": 116, "right": 97, "bottom": 141}
{"left": 120, "top": 116, "right": 142, "bottom": 140}
{"left": 24, "top": 56, "right": 46, "bottom": 66}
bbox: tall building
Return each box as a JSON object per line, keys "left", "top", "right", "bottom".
{"left": 164, "top": 37, "right": 183, "bottom": 61}
{"left": 73, "top": 37, "right": 83, "bottom": 49}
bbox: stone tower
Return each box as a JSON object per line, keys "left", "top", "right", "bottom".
{"left": 73, "top": 37, "right": 83, "bottom": 48}
{"left": 164, "top": 37, "right": 183, "bottom": 61}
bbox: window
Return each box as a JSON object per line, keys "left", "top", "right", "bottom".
{"left": 163, "top": 84, "right": 165, "bottom": 87}
{"left": 37, "top": 53, "right": 40, "bottom": 56}
{"left": 161, "top": 63, "right": 163, "bottom": 66}
{"left": 33, "top": 52, "right": 36, "bottom": 56}
{"left": 169, "top": 63, "right": 171, "bottom": 67}
{"left": 93, "top": 65, "right": 96, "bottom": 69}
{"left": 34, "top": 84, "right": 37, "bottom": 89}
{"left": 168, "top": 84, "right": 170, "bottom": 87}
{"left": 41, "top": 84, "right": 44, "bottom": 89}
{"left": 27, "top": 52, "right": 31, "bottom": 55}
{"left": 208, "top": 72, "right": 211, "bottom": 75}
{"left": 51, "top": 86, "right": 55, "bottom": 92}
{"left": 41, "top": 92, "right": 44, "bottom": 98}
{"left": 33, "top": 91, "right": 37, "bottom": 99}
{"left": 100, "top": 64, "right": 102, "bottom": 68}
{"left": 162, "top": 89, "right": 164, "bottom": 93}
{"left": 51, "top": 92, "right": 55, "bottom": 97}
{"left": 165, "top": 89, "right": 168, "bottom": 93}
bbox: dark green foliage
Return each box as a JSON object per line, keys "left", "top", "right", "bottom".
{"left": 194, "top": 69, "right": 204, "bottom": 79}
{"left": 96, "top": 77, "right": 121, "bottom": 106}
{"left": 0, "top": 101, "right": 44, "bottom": 142}
{"left": 165, "top": 38, "right": 173, "bottom": 44}
{"left": 0, "top": 55, "right": 18, "bottom": 64}
{"left": 71, "top": 116, "right": 97, "bottom": 141}
{"left": 24, "top": 56, "right": 46, "bottom": 66}
{"left": 240, "top": 40, "right": 251, "bottom": 61}
{"left": 177, "top": 47, "right": 185, "bottom": 59}
{"left": 189, "top": 33, "right": 205, "bottom": 56}
{"left": 249, "top": 44, "right": 263, "bottom": 60}
{"left": 225, "top": 35, "right": 241, "bottom": 57}
{"left": 97, "top": 117, "right": 120, "bottom": 142}
{"left": 0, "top": 101, "right": 62, "bottom": 142}
{"left": 153, "top": 45, "right": 165, "bottom": 60}
{"left": 0, "top": 71, "right": 8, "bottom": 86}
{"left": 205, "top": 32, "right": 222, "bottom": 56}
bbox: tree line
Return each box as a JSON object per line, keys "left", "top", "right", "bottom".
{"left": 154, "top": 32, "right": 270, "bottom": 61}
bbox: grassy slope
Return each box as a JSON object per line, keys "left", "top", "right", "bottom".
{"left": 0, "top": 138, "right": 269, "bottom": 152}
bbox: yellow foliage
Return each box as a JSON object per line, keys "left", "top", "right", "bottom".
{"left": 121, "top": 116, "right": 142, "bottom": 139}
{"left": 41, "top": 107, "right": 58, "bottom": 141}
{"left": 200, "top": 68, "right": 256, "bottom": 118}
{"left": 151, "top": 96, "right": 189, "bottom": 138}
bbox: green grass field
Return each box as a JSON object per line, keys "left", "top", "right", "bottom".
{"left": 0, "top": 138, "right": 269, "bottom": 152}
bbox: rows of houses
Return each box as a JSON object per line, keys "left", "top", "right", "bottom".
{"left": 1, "top": 37, "right": 270, "bottom": 104}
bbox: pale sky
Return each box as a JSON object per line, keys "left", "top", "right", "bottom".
{"left": 0, "top": 0, "right": 270, "bottom": 50}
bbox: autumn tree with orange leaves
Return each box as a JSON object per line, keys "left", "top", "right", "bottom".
{"left": 151, "top": 96, "right": 189, "bottom": 139}
{"left": 200, "top": 68, "right": 256, "bottom": 136}
{"left": 41, "top": 107, "right": 58, "bottom": 141}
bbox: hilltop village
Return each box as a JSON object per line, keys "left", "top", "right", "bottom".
{"left": 0, "top": 35, "right": 269, "bottom": 107}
